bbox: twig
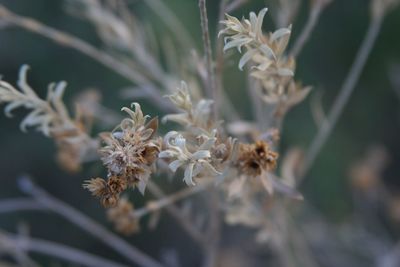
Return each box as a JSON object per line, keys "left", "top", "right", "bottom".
{"left": 388, "top": 64, "right": 400, "bottom": 101}
{"left": 215, "top": 0, "right": 241, "bottom": 122}
{"left": 225, "top": 0, "right": 249, "bottom": 13}
{"left": 199, "top": 0, "right": 217, "bottom": 117}
{"left": 0, "top": 198, "right": 45, "bottom": 213}
{"left": 300, "top": 13, "right": 384, "bottom": 181}
{"left": 246, "top": 68, "right": 264, "bottom": 127}
{"left": 0, "top": 4, "right": 174, "bottom": 113}
{"left": 146, "top": 181, "right": 208, "bottom": 248}
{"left": 202, "top": 189, "right": 221, "bottom": 267}
{"left": 133, "top": 180, "right": 213, "bottom": 218}
{"left": 0, "top": 231, "right": 129, "bottom": 267}
{"left": 310, "top": 90, "right": 326, "bottom": 128}
{"left": 379, "top": 242, "right": 400, "bottom": 267}
{"left": 17, "top": 176, "right": 164, "bottom": 267}
{"left": 144, "top": 0, "right": 196, "bottom": 50}
{"left": 290, "top": 1, "right": 330, "bottom": 58}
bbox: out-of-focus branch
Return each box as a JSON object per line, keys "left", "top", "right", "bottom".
{"left": 133, "top": 180, "right": 213, "bottom": 218}
{"left": 310, "top": 90, "right": 326, "bottom": 128}
{"left": 388, "top": 64, "right": 400, "bottom": 101}
{"left": 290, "top": 0, "right": 332, "bottom": 58}
{"left": 0, "top": 4, "right": 174, "bottom": 113}
{"left": 0, "top": 198, "right": 45, "bottom": 213}
{"left": 147, "top": 181, "right": 208, "bottom": 248}
{"left": 226, "top": 0, "right": 249, "bottom": 13}
{"left": 379, "top": 242, "right": 400, "bottom": 267}
{"left": 0, "top": 231, "right": 129, "bottom": 267}
{"left": 300, "top": 10, "right": 385, "bottom": 181}
{"left": 17, "top": 176, "right": 164, "bottom": 267}
{"left": 199, "top": 0, "right": 217, "bottom": 118}
{"left": 202, "top": 189, "right": 221, "bottom": 267}
{"left": 144, "top": 0, "right": 196, "bottom": 50}
{"left": 215, "top": 0, "right": 241, "bottom": 122}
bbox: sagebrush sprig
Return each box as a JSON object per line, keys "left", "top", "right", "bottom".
{"left": 0, "top": 65, "right": 97, "bottom": 172}
{"left": 84, "top": 103, "right": 161, "bottom": 207}
{"left": 0, "top": 65, "right": 70, "bottom": 136}
{"left": 159, "top": 131, "right": 220, "bottom": 186}
{"left": 219, "top": 8, "right": 311, "bottom": 115}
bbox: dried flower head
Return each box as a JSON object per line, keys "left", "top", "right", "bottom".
{"left": 234, "top": 141, "right": 279, "bottom": 194}
{"left": 83, "top": 176, "right": 127, "bottom": 208}
{"left": 107, "top": 197, "right": 140, "bottom": 235}
{"left": 84, "top": 103, "right": 161, "bottom": 207}
{"left": 99, "top": 103, "right": 160, "bottom": 194}
{"left": 237, "top": 141, "right": 278, "bottom": 176}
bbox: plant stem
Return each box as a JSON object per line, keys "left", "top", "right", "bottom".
{"left": 0, "top": 231, "right": 129, "bottom": 267}
{"left": 226, "top": 0, "right": 249, "bottom": 13}
{"left": 0, "top": 198, "right": 45, "bottom": 213}
{"left": 134, "top": 180, "right": 212, "bottom": 218}
{"left": 199, "top": 0, "right": 218, "bottom": 118}
{"left": 300, "top": 14, "right": 384, "bottom": 181}
{"left": 290, "top": 1, "right": 326, "bottom": 58}
{"left": 17, "top": 176, "right": 164, "bottom": 267}
{"left": 0, "top": 5, "right": 173, "bottom": 113}
{"left": 144, "top": 0, "right": 196, "bottom": 50}
{"left": 202, "top": 189, "right": 221, "bottom": 267}
{"left": 147, "top": 181, "right": 208, "bottom": 248}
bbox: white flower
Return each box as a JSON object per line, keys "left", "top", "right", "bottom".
{"left": 165, "top": 81, "right": 192, "bottom": 112}
{"left": 162, "top": 81, "right": 215, "bottom": 135}
{"left": 159, "top": 131, "right": 220, "bottom": 186}
{"left": 219, "top": 8, "right": 268, "bottom": 51}
{"left": 219, "top": 8, "right": 292, "bottom": 72}
{"left": 120, "top": 102, "right": 150, "bottom": 131}
{"left": 0, "top": 65, "right": 71, "bottom": 136}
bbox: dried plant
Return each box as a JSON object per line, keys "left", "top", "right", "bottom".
{"left": 0, "top": 65, "right": 98, "bottom": 172}
{"left": 0, "top": 0, "right": 399, "bottom": 267}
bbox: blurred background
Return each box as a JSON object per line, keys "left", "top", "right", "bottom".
{"left": 0, "top": 0, "right": 400, "bottom": 266}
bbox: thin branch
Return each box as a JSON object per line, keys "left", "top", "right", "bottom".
{"left": 133, "top": 180, "right": 213, "bottom": 218}
{"left": 0, "top": 231, "right": 129, "bottom": 267}
{"left": 17, "top": 176, "right": 164, "bottom": 267}
{"left": 199, "top": 0, "right": 217, "bottom": 117}
{"left": 144, "top": 0, "right": 196, "bottom": 50}
{"left": 310, "top": 90, "right": 326, "bottom": 128}
{"left": 290, "top": 1, "right": 330, "bottom": 58}
{"left": 146, "top": 181, "right": 208, "bottom": 248}
{"left": 0, "top": 198, "right": 45, "bottom": 213}
{"left": 379, "top": 242, "right": 400, "bottom": 267}
{"left": 300, "top": 14, "right": 384, "bottom": 181}
{"left": 0, "top": 4, "right": 174, "bottom": 113}
{"left": 202, "top": 189, "right": 221, "bottom": 267}
{"left": 225, "top": 0, "right": 249, "bottom": 13}
{"left": 215, "top": 0, "right": 241, "bottom": 122}
{"left": 388, "top": 64, "right": 400, "bottom": 102}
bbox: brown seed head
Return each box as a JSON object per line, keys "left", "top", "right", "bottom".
{"left": 237, "top": 141, "right": 279, "bottom": 177}
{"left": 107, "top": 198, "right": 140, "bottom": 235}
{"left": 83, "top": 178, "right": 108, "bottom": 197}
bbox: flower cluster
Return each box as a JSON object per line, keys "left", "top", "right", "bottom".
{"left": 226, "top": 140, "right": 279, "bottom": 198}
{"left": 219, "top": 8, "right": 311, "bottom": 115}
{"left": 160, "top": 82, "right": 232, "bottom": 185}
{"left": 162, "top": 81, "right": 216, "bottom": 134}
{"left": 159, "top": 131, "right": 220, "bottom": 186}
{"left": 84, "top": 103, "right": 161, "bottom": 207}
{"left": 0, "top": 65, "right": 97, "bottom": 172}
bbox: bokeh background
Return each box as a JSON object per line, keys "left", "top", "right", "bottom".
{"left": 0, "top": 0, "right": 400, "bottom": 266}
